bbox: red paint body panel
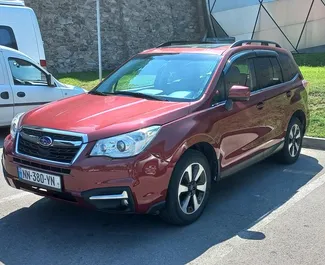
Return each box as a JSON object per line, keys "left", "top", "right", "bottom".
{"left": 22, "top": 94, "right": 190, "bottom": 142}
{"left": 2, "top": 43, "right": 309, "bottom": 214}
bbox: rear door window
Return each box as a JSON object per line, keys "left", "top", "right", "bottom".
{"left": 278, "top": 53, "right": 299, "bottom": 82}
{"left": 253, "top": 57, "right": 283, "bottom": 90}
{"left": 0, "top": 26, "right": 18, "bottom": 50}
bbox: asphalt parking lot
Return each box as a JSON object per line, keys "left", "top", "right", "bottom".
{"left": 1, "top": 127, "right": 325, "bottom": 265}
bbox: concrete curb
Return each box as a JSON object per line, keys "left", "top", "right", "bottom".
{"left": 303, "top": 136, "right": 325, "bottom": 151}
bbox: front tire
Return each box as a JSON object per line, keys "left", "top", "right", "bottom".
{"left": 276, "top": 117, "right": 303, "bottom": 164}
{"left": 160, "top": 150, "right": 211, "bottom": 225}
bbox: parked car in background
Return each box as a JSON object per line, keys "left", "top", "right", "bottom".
{"left": 2, "top": 39, "right": 309, "bottom": 225}
{"left": 0, "top": 0, "right": 47, "bottom": 67}
{"left": 0, "top": 45, "right": 85, "bottom": 126}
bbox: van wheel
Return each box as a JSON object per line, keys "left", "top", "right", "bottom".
{"left": 160, "top": 150, "right": 211, "bottom": 225}
{"left": 276, "top": 117, "right": 303, "bottom": 164}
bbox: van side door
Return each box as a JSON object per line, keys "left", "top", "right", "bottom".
{"left": 0, "top": 51, "right": 14, "bottom": 126}
{"left": 6, "top": 57, "right": 63, "bottom": 115}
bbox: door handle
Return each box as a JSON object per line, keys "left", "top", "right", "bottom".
{"left": 0, "top": 91, "right": 9, "bottom": 99}
{"left": 256, "top": 102, "right": 264, "bottom": 110}
{"left": 286, "top": 90, "right": 292, "bottom": 97}
{"left": 17, "top": 91, "right": 26, "bottom": 98}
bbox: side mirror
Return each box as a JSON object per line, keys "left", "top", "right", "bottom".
{"left": 228, "top": 85, "right": 250, "bottom": 101}
{"left": 46, "top": 74, "right": 55, "bottom": 87}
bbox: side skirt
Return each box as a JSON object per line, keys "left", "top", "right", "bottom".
{"left": 219, "top": 141, "right": 284, "bottom": 180}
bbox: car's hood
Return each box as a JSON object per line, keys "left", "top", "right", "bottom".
{"left": 22, "top": 94, "right": 190, "bottom": 142}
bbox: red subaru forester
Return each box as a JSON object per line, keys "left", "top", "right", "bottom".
{"left": 2, "top": 39, "right": 309, "bottom": 225}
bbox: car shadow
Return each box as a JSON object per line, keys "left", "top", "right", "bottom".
{"left": 0, "top": 127, "right": 9, "bottom": 149}
{"left": 0, "top": 154, "right": 323, "bottom": 265}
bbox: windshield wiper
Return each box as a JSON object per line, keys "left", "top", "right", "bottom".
{"left": 89, "top": 90, "right": 110, "bottom": 96}
{"left": 114, "top": 91, "right": 168, "bottom": 101}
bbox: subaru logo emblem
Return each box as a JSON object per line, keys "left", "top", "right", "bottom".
{"left": 39, "top": 136, "right": 53, "bottom": 147}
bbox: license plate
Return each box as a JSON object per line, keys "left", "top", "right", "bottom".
{"left": 18, "top": 167, "right": 61, "bottom": 191}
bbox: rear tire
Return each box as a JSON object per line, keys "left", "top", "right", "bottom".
{"left": 276, "top": 117, "right": 303, "bottom": 164}
{"left": 160, "top": 150, "right": 211, "bottom": 226}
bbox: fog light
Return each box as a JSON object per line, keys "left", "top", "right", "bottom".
{"left": 7, "top": 178, "right": 16, "bottom": 188}
{"left": 121, "top": 199, "right": 129, "bottom": 206}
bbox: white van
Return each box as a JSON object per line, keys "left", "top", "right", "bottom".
{"left": 0, "top": 46, "right": 86, "bottom": 127}
{"left": 0, "top": 0, "right": 46, "bottom": 67}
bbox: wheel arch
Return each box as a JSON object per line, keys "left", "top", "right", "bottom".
{"left": 291, "top": 110, "right": 307, "bottom": 134}
{"left": 188, "top": 142, "right": 219, "bottom": 181}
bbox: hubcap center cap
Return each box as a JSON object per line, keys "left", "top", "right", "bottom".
{"left": 188, "top": 182, "right": 197, "bottom": 192}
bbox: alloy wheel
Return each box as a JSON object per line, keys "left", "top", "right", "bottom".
{"left": 288, "top": 124, "right": 301, "bottom": 157}
{"left": 178, "top": 163, "right": 207, "bottom": 215}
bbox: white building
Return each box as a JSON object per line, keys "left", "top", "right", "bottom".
{"left": 207, "top": 0, "right": 325, "bottom": 52}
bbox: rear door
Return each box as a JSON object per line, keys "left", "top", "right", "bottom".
{"left": 0, "top": 51, "right": 14, "bottom": 126}
{"left": 6, "top": 57, "right": 63, "bottom": 115}
{"left": 251, "top": 51, "right": 288, "bottom": 149}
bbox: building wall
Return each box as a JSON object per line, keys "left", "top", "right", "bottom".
{"left": 210, "top": 0, "right": 325, "bottom": 52}
{"left": 24, "top": 0, "right": 206, "bottom": 73}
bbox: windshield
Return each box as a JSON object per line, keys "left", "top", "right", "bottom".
{"left": 91, "top": 53, "right": 221, "bottom": 102}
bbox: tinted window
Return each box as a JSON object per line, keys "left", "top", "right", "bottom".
{"left": 8, "top": 58, "right": 48, "bottom": 86}
{"left": 0, "top": 26, "right": 18, "bottom": 50}
{"left": 253, "top": 57, "right": 282, "bottom": 90}
{"left": 225, "top": 58, "right": 253, "bottom": 94}
{"left": 269, "top": 57, "right": 283, "bottom": 84}
{"left": 92, "top": 53, "right": 221, "bottom": 102}
{"left": 278, "top": 53, "right": 299, "bottom": 82}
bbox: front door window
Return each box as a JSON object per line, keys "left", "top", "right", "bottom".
{"left": 225, "top": 58, "right": 254, "bottom": 95}
{"left": 8, "top": 58, "right": 47, "bottom": 86}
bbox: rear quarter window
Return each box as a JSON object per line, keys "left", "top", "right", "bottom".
{"left": 0, "top": 26, "right": 18, "bottom": 50}
{"left": 278, "top": 53, "right": 300, "bottom": 82}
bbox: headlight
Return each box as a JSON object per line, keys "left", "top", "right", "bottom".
{"left": 10, "top": 113, "right": 25, "bottom": 139}
{"left": 90, "top": 126, "right": 161, "bottom": 158}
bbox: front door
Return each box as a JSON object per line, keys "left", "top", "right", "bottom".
{"left": 210, "top": 53, "right": 272, "bottom": 177}
{"left": 6, "top": 57, "right": 63, "bottom": 115}
{"left": 0, "top": 52, "right": 13, "bottom": 126}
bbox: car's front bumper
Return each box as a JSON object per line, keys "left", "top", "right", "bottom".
{"left": 2, "top": 135, "right": 170, "bottom": 214}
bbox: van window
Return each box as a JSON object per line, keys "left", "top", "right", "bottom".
{"left": 0, "top": 26, "right": 18, "bottom": 50}
{"left": 253, "top": 57, "right": 282, "bottom": 90}
{"left": 8, "top": 58, "right": 48, "bottom": 86}
{"left": 278, "top": 53, "right": 299, "bottom": 82}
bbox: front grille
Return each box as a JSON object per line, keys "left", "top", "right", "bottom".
{"left": 21, "top": 128, "right": 81, "bottom": 141}
{"left": 17, "top": 128, "right": 84, "bottom": 164}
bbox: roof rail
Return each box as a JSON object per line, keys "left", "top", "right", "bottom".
{"left": 156, "top": 37, "right": 236, "bottom": 48}
{"left": 230, "top": 40, "right": 281, "bottom": 48}
{"left": 157, "top": 41, "right": 198, "bottom": 48}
